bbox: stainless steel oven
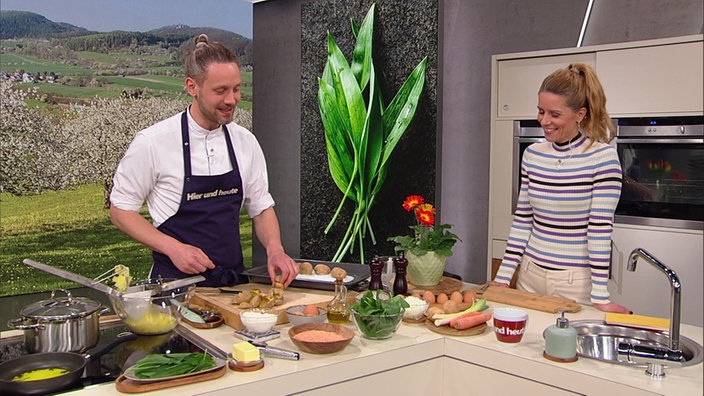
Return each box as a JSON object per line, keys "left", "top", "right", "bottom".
{"left": 512, "top": 120, "right": 543, "bottom": 211}
{"left": 616, "top": 116, "right": 704, "bottom": 230}
{"left": 512, "top": 117, "right": 704, "bottom": 230}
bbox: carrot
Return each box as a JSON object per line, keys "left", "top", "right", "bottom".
{"left": 448, "top": 311, "right": 482, "bottom": 327}
{"left": 451, "top": 312, "right": 492, "bottom": 330}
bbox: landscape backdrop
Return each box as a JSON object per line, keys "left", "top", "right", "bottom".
{"left": 0, "top": 10, "right": 254, "bottom": 297}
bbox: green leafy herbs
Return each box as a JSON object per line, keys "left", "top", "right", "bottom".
{"left": 350, "top": 290, "right": 410, "bottom": 338}
{"left": 318, "top": 3, "right": 428, "bottom": 263}
{"left": 131, "top": 352, "right": 216, "bottom": 379}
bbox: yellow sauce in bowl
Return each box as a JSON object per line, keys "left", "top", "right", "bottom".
{"left": 123, "top": 309, "right": 178, "bottom": 335}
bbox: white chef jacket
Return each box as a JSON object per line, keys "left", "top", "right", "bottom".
{"left": 110, "top": 109, "right": 274, "bottom": 227}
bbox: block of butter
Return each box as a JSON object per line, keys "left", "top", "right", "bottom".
{"left": 605, "top": 312, "right": 670, "bottom": 331}
{"left": 232, "top": 341, "right": 260, "bottom": 362}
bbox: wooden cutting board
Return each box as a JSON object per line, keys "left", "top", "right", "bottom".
{"left": 115, "top": 364, "right": 226, "bottom": 393}
{"left": 473, "top": 285, "right": 582, "bottom": 313}
{"left": 190, "top": 284, "right": 345, "bottom": 330}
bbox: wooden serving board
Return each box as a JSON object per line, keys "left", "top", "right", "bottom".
{"left": 407, "top": 276, "right": 463, "bottom": 296}
{"left": 191, "top": 284, "right": 344, "bottom": 330}
{"left": 473, "top": 285, "right": 582, "bottom": 313}
{"left": 115, "top": 364, "right": 226, "bottom": 393}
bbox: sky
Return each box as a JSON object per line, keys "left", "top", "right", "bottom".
{"left": 1, "top": 0, "right": 254, "bottom": 38}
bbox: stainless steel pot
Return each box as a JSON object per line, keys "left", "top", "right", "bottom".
{"left": 7, "top": 289, "right": 109, "bottom": 353}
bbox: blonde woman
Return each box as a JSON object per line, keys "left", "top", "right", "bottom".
{"left": 493, "top": 63, "right": 630, "bottom": 314}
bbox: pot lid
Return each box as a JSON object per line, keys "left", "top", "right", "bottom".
{"left": 20, "top": 289, "right": 102, "bottom": 321}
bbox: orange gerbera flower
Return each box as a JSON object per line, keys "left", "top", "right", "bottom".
{"left": 402, "top": 195, "right": 424, "bottom": 212}
{"left": 415, "top": 203, "right": 436, "bottom": 226}
{"left": 389, "top": 194, "right": 461, "bottom": 257}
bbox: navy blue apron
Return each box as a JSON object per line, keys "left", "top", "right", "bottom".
{"left": 151, "top": 111, "right": 245, "bottom": 287}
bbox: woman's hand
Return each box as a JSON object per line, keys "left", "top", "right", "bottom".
{"left": 489, "top": 280, "right": 509, "bottom": 288}
{"left": 594, "top": 302, "right": 632, "bottom": 314}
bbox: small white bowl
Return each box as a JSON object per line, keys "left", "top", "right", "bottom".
{"left": 240, "top": 309, "right": 278, "bottom": 334}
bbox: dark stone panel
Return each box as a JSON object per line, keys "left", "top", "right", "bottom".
{"left": 300, "top": 0, "right": 439, "bottom": 263}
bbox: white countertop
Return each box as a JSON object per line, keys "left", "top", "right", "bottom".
{"left": 4, "top": 286, "right": 701, "bottom": 395}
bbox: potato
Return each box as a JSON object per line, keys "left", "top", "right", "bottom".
{"left": 314, "top": 264, "right": 331, "bottom": 275}
{"left": 299, "top": 261, "right": 313, "bottom": 275}
{"left": 450, "top": 291, "right": 463, "bottom": 303}
{"left": 235, "top": 290, "right": 252, "bottom": 304}
{"left": 442, "top": 300, "right": 461, "bottom": 314}
{"left": 330, "top": 267, "right": 347, "bottom": 280}
{"left": 423, "top": 290, "right": 436, "bottom": 304}
{"left": 436, "top": 293, "right": 449, "bottom": 304}
{"left": 425, "top": 306, "right": 445, "bottom": 319}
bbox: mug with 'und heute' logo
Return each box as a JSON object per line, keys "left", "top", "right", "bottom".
{"left": 493, "top": 307, "right": 528, "bottom": 345}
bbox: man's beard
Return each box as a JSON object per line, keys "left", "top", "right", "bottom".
{"left": 196, "top": 95, "right": 233, "bottom": 127}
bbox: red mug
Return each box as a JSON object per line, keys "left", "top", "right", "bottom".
{"left": 493, "top": 308, "right": 528, "bottom": 344}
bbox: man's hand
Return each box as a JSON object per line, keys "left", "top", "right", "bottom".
{"left": 167, "top": 243, "right": 216, "bottom": 275}
{"left": 267, "top": 250, "right": 299, "bottom": 287}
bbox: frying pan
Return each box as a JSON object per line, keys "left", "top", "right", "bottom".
{"left": 0, "top": 331, "right": 136, "bottom": 395}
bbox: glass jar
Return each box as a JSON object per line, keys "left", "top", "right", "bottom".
{"left": 327, "top": 279, "right": 350, "bottom": 323}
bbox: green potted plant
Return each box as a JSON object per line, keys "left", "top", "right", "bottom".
{"left": 388, "top": 195, "right": 461, "bottom": 286}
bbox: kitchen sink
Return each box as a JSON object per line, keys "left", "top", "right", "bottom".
{"left": 573, "top": 320, "right": 703, "bottom": 368}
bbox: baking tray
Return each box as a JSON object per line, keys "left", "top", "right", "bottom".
{"left": 242, "top": 259, "right": 370, "bottom": 291}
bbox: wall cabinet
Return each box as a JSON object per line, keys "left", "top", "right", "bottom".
{"left": 597, "top": 41, "right": 703, "bottom": 115}
{"left": 496, "top": 53, "right": 595, "bottom": 119}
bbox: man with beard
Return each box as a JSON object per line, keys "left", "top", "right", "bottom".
{"left": 110, "top": 34, "right": 299, "bottom": 288}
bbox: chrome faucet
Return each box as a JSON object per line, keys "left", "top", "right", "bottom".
{"left": 619, "top": 248, "right": 684, "bottom": 377}
{"left": 627, "top": 248, "right": 681, "bottom": 352}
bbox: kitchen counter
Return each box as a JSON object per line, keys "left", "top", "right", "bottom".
{"left": 4, "top": 286, "right": 702, "bottom": 395}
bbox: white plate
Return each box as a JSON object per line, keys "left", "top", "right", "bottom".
{"left": 122, "top": 355, "right": 225, "bottom": 383}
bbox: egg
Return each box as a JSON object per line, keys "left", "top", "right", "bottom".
{"left": 303, "top": 304, "right": 320, "bottom": 316}
{"left": 423, "top": 290, "right": 436, "bottom": 304}
{"left": 463, "top": 290, "right": 475, "bottom": 304}
{"left": 436, "top": 293, "right": 449, "bottom": 304}
{"left": 450, "top": 291, "right": 463, "bottom": 303}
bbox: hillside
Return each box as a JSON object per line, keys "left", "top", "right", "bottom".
{"left": 0, "top": 10, "right": 92, "bottom": 38}
{"left": 0, "top": 10, "right": 252, "bottom": 65}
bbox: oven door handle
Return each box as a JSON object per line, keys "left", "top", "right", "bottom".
{"left": 616, "top": 138, "right": 704, "bottom": 144}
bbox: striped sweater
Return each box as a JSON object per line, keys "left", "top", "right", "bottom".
{"left": 495, "top": 133, "right": 622, "bottom": 304}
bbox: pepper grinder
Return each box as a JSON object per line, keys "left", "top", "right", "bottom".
{"left": 368, "top": 256, "right": 384, "bottom": 291}
{"left": 392, "top": 252, "right": 408, "bottom": 296}
{"left": 543, "top": 310, "right": 578, "bottom": 362}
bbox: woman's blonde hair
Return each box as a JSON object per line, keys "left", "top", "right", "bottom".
{"left": 539, "top": 63, "right": 615, "bottom": 143}
{"left": 185, "top": 34, "right": 238, "bottom": 84}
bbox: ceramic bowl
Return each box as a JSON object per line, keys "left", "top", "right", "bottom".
{"left": 288, "top": 322, "right": 354, "bottom": 354}
{"left": 239, "top": 309, "right": 278, "bottom": 334}
{"left": 286, "top": 305, "right": 327, "bottom": 326}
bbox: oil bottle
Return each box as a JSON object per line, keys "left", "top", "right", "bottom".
{"left": 327, "top": 278, "right": 350, "bottom": 324}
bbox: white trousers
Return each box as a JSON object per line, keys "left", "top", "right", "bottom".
{"left": 516, "top": 256, "right": 592, "bottom": 305}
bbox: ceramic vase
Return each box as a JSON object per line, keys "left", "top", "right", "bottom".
{"left": 406, "top": 251, "right": 446, "bottom": 286}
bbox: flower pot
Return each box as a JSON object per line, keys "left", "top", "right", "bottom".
{"left": 406, "top": 251, "right": 446, "bottom": 286}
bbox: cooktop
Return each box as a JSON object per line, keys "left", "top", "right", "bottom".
{"left": 0, "top": 321, "right": 226, "bottom": 394}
